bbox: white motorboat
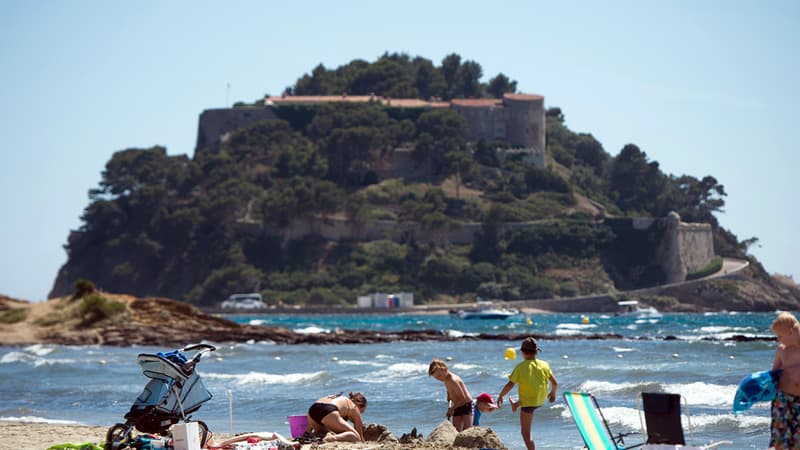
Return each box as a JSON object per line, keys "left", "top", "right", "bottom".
{"left": 616, "top": 300, "right": 661, "bottom": 317}
{"left": 451, "top": 302, "right": 519, "bottom": 320}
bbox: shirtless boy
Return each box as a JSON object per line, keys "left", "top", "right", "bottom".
{"left": 770, "top": 312, "right": 800, "bottom": 449}
{"left": 429, "top": 358, "right": 473, "bottom": 431}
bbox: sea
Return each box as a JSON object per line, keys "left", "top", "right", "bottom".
{"left": 0, "top": 311, "right": 784, "bottom": 449}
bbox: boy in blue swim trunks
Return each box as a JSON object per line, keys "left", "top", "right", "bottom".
{"left": 770, "top": 312, "right": 800, "bottom": 450}
{"left": 497, "top": 337, "right": 557, "bottom": 450}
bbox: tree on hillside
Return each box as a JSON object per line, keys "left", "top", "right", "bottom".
{"left": 91, "top": 146, "right": 196, "bottom": 199}
{"left": 413, "top": 56, "right": 447, "bottom": 100}
{"left": 444, "top": 150, "right": 477, "bottom": 199}
{"left": 487, "top": 73, "right": 518, "bottom": 98}
{"left": 308, "top": 103, "right": 406, "bottom": 186}
{"left": 665, "top": 174, "right": 726, "bottom": 225}
{"left": 413, "top": 109, "right": 468, "bottom": 173}
{"left": 454, "top": 60, "right": 484, "bottom": 98}
{"left": 609, "top": 144, "right": 667, "bottom": 215}
{"left": 293, "top": 63, "right": 342, "bottom": 95}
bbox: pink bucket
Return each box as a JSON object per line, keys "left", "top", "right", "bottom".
{"left": 287, "top": 415, "right": 309, "bottom": 438}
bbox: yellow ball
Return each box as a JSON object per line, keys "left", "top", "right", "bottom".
{"left": 525, "top": 318, "right": 533, "bottom": 326}
{"left": 504, "top": 347, "right": 517, "bottom": 360}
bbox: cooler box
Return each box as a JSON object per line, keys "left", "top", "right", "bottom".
{"left": 172, "top": 421, "right": 201, "bottom": 450}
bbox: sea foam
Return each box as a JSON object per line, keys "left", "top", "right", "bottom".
{"left": 204, "top": 370, "right": 328, "bottom": 385}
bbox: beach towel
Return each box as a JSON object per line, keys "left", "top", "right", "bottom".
{"left": 46, "top": 443, "right": 103, "bottom": 450}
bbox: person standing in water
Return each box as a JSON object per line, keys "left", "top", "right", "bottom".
{"left": 770, "top": 312, "right": 800, "bottom": 449}
{"left": 497, "top": 337, "right": 557, "bottom": 450}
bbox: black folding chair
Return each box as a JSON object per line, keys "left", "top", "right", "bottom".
{"left": 638, "top": 392, "right": 730, "bottom": 449}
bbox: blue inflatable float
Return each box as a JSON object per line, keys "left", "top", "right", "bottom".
{"left": 733, "top": 369, "right": 782, "bottom": 413}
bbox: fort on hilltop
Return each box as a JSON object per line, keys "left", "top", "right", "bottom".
{"left": 196, "top": 92, "right": 546, "bottom": 157}
{"left": 193, "top": 93, "right": 715, "bottom": 284}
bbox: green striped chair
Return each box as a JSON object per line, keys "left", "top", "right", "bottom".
{"left": 563, "top": 391, "right": 643, "bottom": 450}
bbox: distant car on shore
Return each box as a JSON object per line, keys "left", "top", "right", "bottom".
{"left": 221, "top": 293, "right": 266, "bottom": 310}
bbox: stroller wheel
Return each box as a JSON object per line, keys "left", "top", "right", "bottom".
{"left": 105, "top": 423, "right": 132, "bottom": 450}
{"left": 197, "top": 420, "right": 210, "bottom": 447}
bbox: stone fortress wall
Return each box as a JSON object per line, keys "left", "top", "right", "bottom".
{"left": 196, "top": 107, "right": 278, "bottom": 154}
{"left": 246, "top": 210, "right": 715, "bottom": 283}
{"left": 643, "top": 211, "right": 715, "bottom": 283}
{"left": 196, "top": 92, "right": 546, "bottom": 156}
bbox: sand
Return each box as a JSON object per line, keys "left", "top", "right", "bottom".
{"left": 0, "top": 421, "right": 494, "bottom": 450}
{"left": 0, "top": 422, "right": 108, "bottom": 450}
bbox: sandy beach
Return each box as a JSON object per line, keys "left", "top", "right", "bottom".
{"left": 0, "top": 420, "right": 502, "bottom": 450}
{"left": 0, "top": 422, "right": 108, "bottom": 450}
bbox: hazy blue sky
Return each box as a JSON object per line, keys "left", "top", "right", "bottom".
{"left": 1, "top": 1, "right": 797, "bottom": 301}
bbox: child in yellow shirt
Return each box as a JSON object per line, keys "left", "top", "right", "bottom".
{"left": 497, "top": 337, "right": 557, "bottom": 450}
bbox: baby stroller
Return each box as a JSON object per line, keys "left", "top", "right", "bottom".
{"left": 105, "top": 343, "right": 216, "bottom": 450}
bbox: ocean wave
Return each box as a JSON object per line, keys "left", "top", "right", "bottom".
{"left": 335, "top": 359, "right": 385, "bottom": 367}
{"left": 204, "top": 370, "right": 328, "bottom": 385}
{"left": 444, "top": 329, "right": 478, "bottom": 338}
{"left": 578, "top": 380, "right": 659, "bottom": 395}
{"left": 557, "top": 323, "right": 597, "bottom": 331}
{"left": 612, "top": 346, "right": 636, "bottom": 353}
{"left": 560, "top": 401, "right": 769, "bottom": 435}
{"left": 0, "top": 415, "right": 85, "bottom": 425}
{"left": 23, "top": 344, "right": 55, "bottom": 356}
{"left": 293, "top": 326, "right": 330, "bottom": 334}
{"left": 670, "top": 411, "right": 770, "bottom": 433}
{"left": 367, "top": 362, "right": 428, "bottom": 380}
{"left": 0, "top": 351, "right": 76, "bottom": 367}
{"left": 451, "top": 362, "right": 480, "bottom": 371}
{"left": 699, "top": 325, "right": 755, "bottom": 334}
{"left": 662, "top": 381, "right": 736, "bottom": 407}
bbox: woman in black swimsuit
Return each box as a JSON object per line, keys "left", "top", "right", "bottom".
{"left": 306, "top": 392, "right": 367, "bottom": 442}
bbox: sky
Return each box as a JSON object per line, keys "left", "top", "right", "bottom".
{"left": 1, "top": 1, "right": 798, "bottom": 301}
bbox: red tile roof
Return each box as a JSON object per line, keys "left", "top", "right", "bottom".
{"left": 503, "top": 93, "right": 544, "bottom": 101}
{"left": 264, "top": 93, "right": 542, "bottom": 107}
{"left": 451, "top": 99, "right": 503, "bottom": 107}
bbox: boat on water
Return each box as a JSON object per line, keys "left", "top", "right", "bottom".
{"left": 616, "top": 300, "right": 661, "bottom": 317}
{"left": 450, "top": 301, "right": 519, "bottom": 320}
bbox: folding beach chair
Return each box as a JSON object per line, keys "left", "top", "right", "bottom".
{"left": 637, "top": 392, "right": 731, "bottom": 450}
{"left": 563, "top": 391, "right": 643, "bottom": 450}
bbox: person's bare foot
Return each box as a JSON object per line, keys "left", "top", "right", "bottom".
{"left": 510, "top": 396, "right": 520, "bottom": 413}
{"left": 323, "top": 432, "right": 337, "bottom": 442}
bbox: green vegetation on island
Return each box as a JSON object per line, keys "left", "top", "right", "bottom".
{"left": 50, "top": 53, "right": 761, "bottom": 308}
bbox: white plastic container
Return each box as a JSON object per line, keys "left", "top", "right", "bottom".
{"left": 172, "top": 422, "right": 201, "bottom": 450}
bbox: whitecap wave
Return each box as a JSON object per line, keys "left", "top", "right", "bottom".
{"left": 451, "top": 363, "right": 480, "bottom": 371}
{"left": 336, "top": 359, "right": 385, "bottom": 367}
{"left": 0, "top": 351, "right": 76, "bottom": 366}
{"left": 557, "top": 323, "right": 597, "bottom": 330}
{"left": 204, "top": 370, "right": 328, "bottom": 385}
{"left": 0, "top": 415, "right": 84, "bottom": 425}
{"left": 24, "top": 344, "right": 55, "bottom": 356}
{"left": 662, "top": 381, "right": 737, "bottom": 407}
{"left": 293, "top": 326, "right": 330, "bottom": 334}
{"left": 612, "top": 347, "right": 635, "bottom": 353}
{"left": 368, "top": 362, "right": 428, "bottom": 379}
{"left": 445, "top": 329, "right": 478, "bottom": 338}
{"left": 579, "top": 380, "right": 652, "bottom": 394}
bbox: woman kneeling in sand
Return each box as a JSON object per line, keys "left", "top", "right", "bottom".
{"left": 307, "top": 392, "right": 367, "bottom": 442}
